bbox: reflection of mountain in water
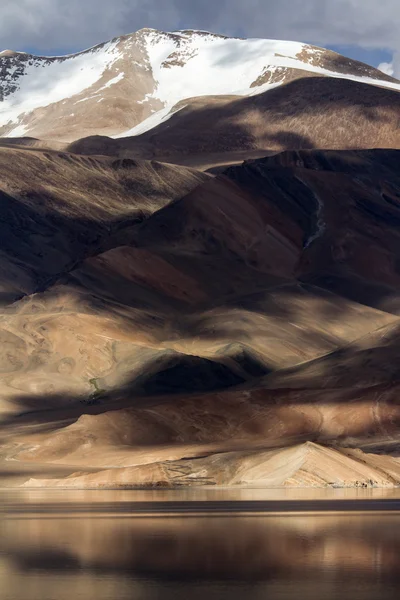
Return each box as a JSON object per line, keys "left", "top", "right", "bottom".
{"left": 2, "top": 507, "right": 400, "bottom": 600}
{"left": 2, "top": 505, "right": 400, "bottom": 576}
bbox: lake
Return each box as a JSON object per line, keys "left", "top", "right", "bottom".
{"left": 1, "top": 488, "right": 400, "bottom": 600}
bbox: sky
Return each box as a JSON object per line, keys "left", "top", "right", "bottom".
{"left": 1, "top": 0, "right": 399, "bottom": 76}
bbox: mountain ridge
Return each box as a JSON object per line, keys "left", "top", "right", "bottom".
{"left": 1, "top": 28, "right": 399, "bottom": 142}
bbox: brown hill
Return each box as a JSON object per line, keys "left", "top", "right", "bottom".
{"left": 69, "top": 77, "right": 400, "bottom": 167}
{"left": 0, "top": 147, "right": 208, "bottom": 302}
{"left": 1, "top": 149, "right": 400, "bottom": 487}
{"left": 24, "top": 443, "right": 400, "bottom": 488}
{"left": 1, "top": 149, "right": 400, "bottom": 414}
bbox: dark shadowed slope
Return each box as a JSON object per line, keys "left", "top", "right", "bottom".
{"left": 69, "top": 77, "right": 400, "bottom": 167}
{"left": 0, "top": 147, "right": 208, "bottom": 302}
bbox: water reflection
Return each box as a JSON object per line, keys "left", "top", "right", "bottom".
{"left": 1, "top": 491, "right": 400, "bottom": 600}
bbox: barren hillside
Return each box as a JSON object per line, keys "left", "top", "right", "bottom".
{"left": 69, "top": 77, "right": 400, "bottom": 166}
{"left": 0, "top": 147, "right": 208, "bottom": 301}
{"left": 1, "top": 149, "right": 400, "bottom": 487}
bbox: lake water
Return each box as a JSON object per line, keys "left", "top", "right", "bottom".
{"left": 1, "top": 488, "right": 400, "bottom": 600}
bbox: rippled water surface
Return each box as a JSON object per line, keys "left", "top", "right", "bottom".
{"left": 1, "top": 489, "right": 400, "bottom": 600}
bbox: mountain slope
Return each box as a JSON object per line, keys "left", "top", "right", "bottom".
{"left": 1, "top": 28, "right": 399, "bottom": 141}
{"left": 69, "top": 76, "right": 400, "bottom": 166}
{"left": 1, "top": 149, "right": 400, "bottom": 416}
{"left": 0, "top": 147, "right": 208, "bottom": 302}
{"left": 24, "top": 443, "right": 400, "bottom": 488}
{"left": 1, "top": 150, "right": 400, "bottom": 491}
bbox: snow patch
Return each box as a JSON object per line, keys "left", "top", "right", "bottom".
{"left": 143, "top": 31, "right": 400, "bottom": 100}
{"left": 116, "top": 103, "right": 187, "bottom": 137}
{"left": 144, "top": 33, "right": 306, "bottom": 105}
{"left": 1, "top": 40, "right": 122, "bottom": 136}
{"left": 137, "top": 93, "right": 152, "bottom": 105}
{"left": 115, "top": 30, "right": 400, "bottom": 138}
{"left": 5, "top": 120, "right": 28, "bottom": 137}
{"left": 97, "top": 71, "right": 125, "bottom": 91}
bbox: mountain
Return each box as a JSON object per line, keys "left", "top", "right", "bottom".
{"left": 2, "top": 148, "right": 400, "bottom": 488}
{"left": 2, "top": 31, "right": 400, "bottom": 489}
{"left": 1, "top": 28, "right": 400, "bottom": 143}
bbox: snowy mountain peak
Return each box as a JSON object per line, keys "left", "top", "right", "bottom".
{"left": 1, "top": 28, "right": 399, "bottom": 141}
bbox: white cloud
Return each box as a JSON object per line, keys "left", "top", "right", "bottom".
{"left": 1, "top": 0, "right": 400, "bottom": 61}
{"left": 378, "top": 52, "right": 400, "bottom": 78}
{"left": 378, "top": 62, "right": 395, "bottom": 76}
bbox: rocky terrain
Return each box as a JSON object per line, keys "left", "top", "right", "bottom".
{"left": 1, "top": 31, "right": 400, "bottom": 488}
